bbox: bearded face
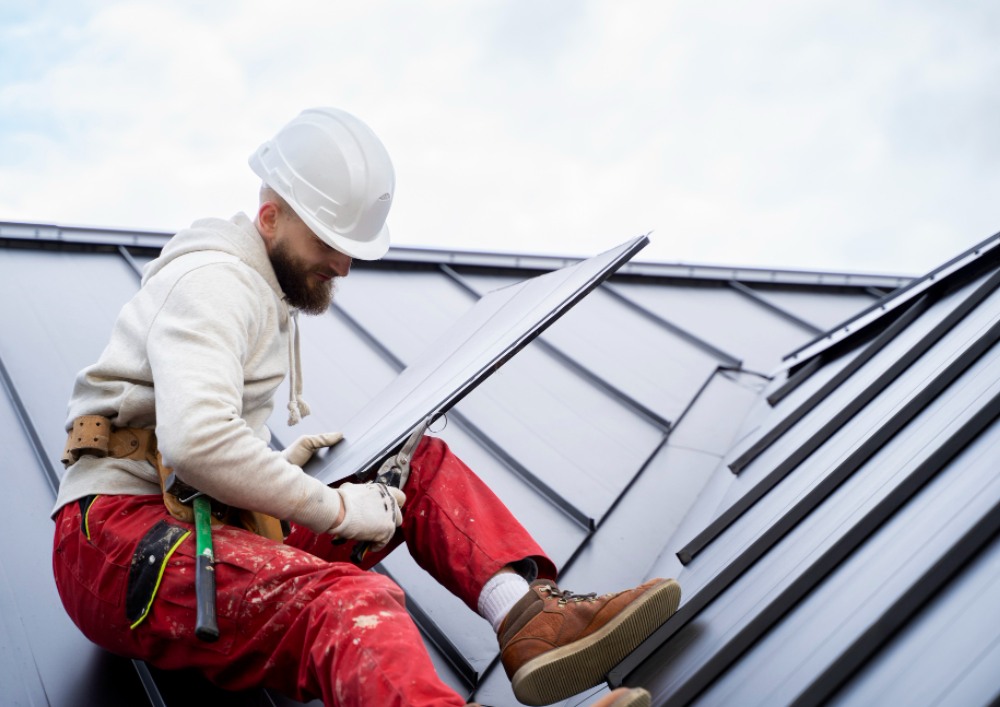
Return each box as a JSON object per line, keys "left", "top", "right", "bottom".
{"left": 268, "top": 237, "right": 338, "bottom": 314}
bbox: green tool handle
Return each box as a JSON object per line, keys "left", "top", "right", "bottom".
{"left": 193, "top": 495, "right": 220, "bottom": 642}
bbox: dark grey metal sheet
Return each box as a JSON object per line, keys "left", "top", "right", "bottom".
{"left": 683, "top": 289, "right": 1000, "bottom": 595}
{"left": 455, "top": 272, "right": 720, "bottom": 424}
{"left": 728, "top": 294, "right": 934, "bottom": 475}
{"left": 677, "top": 280, "right": 991, "bottom": 566}
{"left": 690, "top": 401, "right": 1000, "bottom": 706}
{"left": 306, "top": 236, "right": 648, "bottom": 486}
{"left": 828, "top": 532, "right": 1000, "bottom": 707}
{"left": 741, "top": 286, "right": 876, "bottom": 331}
{"left": 332, "top": 269, "right": 480, "bottom": 360}
{"left": 449, "top": 347, "right": 664, "bottom": 524}
{"left": 665, "top": 369, "right": 769, "bottom": 456}
{"left": 627, "top": 336, "right": 1000, "bottom": 702}
{"left": 560, "top": 445, "right": 713, "bottom": 592}
{"left": 0, "top": 357, "right": 152, "bottom": 706}
{"left": 624, "top": 370, "right": 775, "bottom": 582}
{"left": 723, "top": 342, "right": 870, "bottom": 466}
{"left": 0, "top": 249, "right": 144, "bottom": 471}
{"left": 708, "top": 275, "right": 1000, "bottom": 531}
{"left": 608, "top": 281, "right": 816, "bottom": 374}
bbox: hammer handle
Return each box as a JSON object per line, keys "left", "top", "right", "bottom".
{"left": 193, "top": 496, "right": 220, "bottom": 642}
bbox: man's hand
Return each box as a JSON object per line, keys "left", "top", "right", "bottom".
{"left": 330, "top": 482, "right": 406, "bottom": 551}
{"left": 281, "top": 432, "right": 344, "bottom": 467}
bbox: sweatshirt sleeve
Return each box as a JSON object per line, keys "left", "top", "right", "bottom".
{"left": 146, "top": 262, "right": 342, "bottom": 533}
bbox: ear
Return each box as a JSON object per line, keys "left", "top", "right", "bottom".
{"left": 256, "top": 201, "right": 280, "bottom": 245}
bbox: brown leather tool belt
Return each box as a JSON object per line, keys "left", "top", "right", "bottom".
{"left": 63, "top": 415, "right": 284, "bottom": 542}
{"left": 62, "top": 415, "right": 155, "bottom": 467}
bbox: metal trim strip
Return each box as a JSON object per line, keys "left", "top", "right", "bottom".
{"left": 602, "top": 285, "right": 743, "bottom": 368}
{"left": 793, "top": 456, "right": 1000, "bottom": 706}
{"left": 617, "top": 315, "right": 1000, "bottom": 684}
{"left": 727, "top": 280, "right": 825, "bottom": 336}
{"left": 782, "top": 231, "right": 1000, "bottom": 367}
{"left": 652, "top": 386, "right": 1000, "bottom": 706}
{"left": 439, "top": 264, "right": 673, "bottom": 431}
{"left": 330, "top": 304, "right": 596, "bottom": 529}
{"left": 735, "top": 295, "right": 932, "bottom": 472}
{"left": 679, "top": 268, "right": 1000, "bottom": 564}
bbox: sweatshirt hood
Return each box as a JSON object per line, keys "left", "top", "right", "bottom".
{"left": 142, "top": 212, "right": 311, "bottom": 426}
{"left": 141, "top": 213, "right": 280, "bottom": 295}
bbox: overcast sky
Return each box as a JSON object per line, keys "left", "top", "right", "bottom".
{"left": 2, "top": 1, "right": 998, "bottom": 276}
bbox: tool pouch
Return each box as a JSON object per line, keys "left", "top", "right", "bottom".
{"left": 153, "top": 454, "right": 197, "bottom": 525}
{"left": 64, "top": 416, "right": 285, "bottom": 542}
{"left": 63, "top": 415, "right": 110, "bottom": 461}
{"left": 126, "top": 519, "right": 191, "bottom": 629}
{"left": 62, "top": 415, "right": 156, "bottom": 467}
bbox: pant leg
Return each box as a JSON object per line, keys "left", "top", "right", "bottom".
{"left": 52, "top": 494, "right": 464, "bottom": 707}
{"left": 288, "top": 436, "right": 558, "bottom": 612}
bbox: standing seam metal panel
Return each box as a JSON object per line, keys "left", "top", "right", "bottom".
{"left": 680, "top": 272, "right": 1000, "bottom": 565}
{"left": 613, "top": 268, "right": 1000, "bottom": 693}
{"left": 622, "top": 339, "right": 1000, "bottom": 704}
{"left": 692, "top": 395, "right": 1000, "bottom": 706}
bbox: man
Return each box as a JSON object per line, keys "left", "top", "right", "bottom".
{"left": 52, "top": 107, "right": 680, "bottom": 707}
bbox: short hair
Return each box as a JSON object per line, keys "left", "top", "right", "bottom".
{"left": 259, "top": 182, "right": 308, "bottom": 225}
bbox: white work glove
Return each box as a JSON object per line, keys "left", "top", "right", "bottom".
{"left": 281, "top": 432, "right": 344, "bottom": 468}
{"left": 330, "top": 482, "right": 406, "bottom": 551}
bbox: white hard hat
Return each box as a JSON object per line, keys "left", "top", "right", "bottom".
{"left": 249, "top": 107, "right": 395, "bottom": 260}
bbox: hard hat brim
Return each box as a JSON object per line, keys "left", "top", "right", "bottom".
{"left": 299, "top": 209, "right": 391, "bottom": 261}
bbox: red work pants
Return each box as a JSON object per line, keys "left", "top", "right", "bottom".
{"left": 52, "top": 437, "right": 556, "bottom": 706}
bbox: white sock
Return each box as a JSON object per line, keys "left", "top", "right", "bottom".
{"left": 478, "top": 572, "right": 531, "bottom": 633}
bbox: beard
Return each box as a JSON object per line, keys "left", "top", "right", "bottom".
{"left": 268, "top": 239, "right": 337, "bottom": 314}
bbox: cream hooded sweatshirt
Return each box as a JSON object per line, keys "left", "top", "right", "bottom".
{"left": 53, "top": 213, "right": 343, "bottom": 534}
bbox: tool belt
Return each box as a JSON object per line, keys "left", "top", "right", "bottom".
{"left": 63, "top": 415, "right": 284, "bottom": 542}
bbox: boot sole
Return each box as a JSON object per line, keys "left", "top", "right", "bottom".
{"left": 605, "top": 687, "right": 652, "bottom": 707}
{"left": 510, "top": 578, "right": 681, "bottom": 706}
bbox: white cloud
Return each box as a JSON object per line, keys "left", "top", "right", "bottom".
{"left": 1, "top": 0, "right": 998, "bottom": 275}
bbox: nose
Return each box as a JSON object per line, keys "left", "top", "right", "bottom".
{"left": 329, "top": 250, "right": 352, "bottom": 278}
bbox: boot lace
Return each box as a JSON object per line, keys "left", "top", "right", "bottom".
{"left": 539, "top": 584, "right": 599, "bottom": 605}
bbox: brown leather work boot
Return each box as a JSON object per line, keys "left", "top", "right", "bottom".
{"left": 498, "top": 578, "right": 680, "bottom": 705}
{"left": 466, "top": 686, "right": 651, "bottom": 707}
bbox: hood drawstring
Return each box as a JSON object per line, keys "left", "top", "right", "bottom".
{"left": 287, "top": 309, "right": 312, "bottom": 426}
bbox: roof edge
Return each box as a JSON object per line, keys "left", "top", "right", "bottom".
{"left": 0, "top": 219, "right": 911, "bottom": 288}
{"left": 780, "top": 229, "right": 1000, "bottom": 369}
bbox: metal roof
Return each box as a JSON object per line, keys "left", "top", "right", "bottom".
{"left": 9, "top": 216, "right": 991, "bottom": 706}
{"left": 611, "top": 229, "right": 1000, "bottom": 706}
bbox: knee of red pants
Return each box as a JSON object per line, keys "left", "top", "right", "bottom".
{"left": 286, "top": 435, "right": 550, "bottom": 566}
{"left": 400, "top": 437, "right": 557, "bottom": 601}
{"left": 291, "top": 435, "right": 557, "bottom": 607}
